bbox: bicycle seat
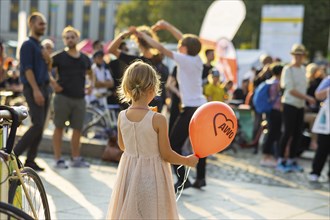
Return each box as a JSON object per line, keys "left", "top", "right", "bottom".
{"left": 0, "top": 105, "right": 28, "bottom": 122}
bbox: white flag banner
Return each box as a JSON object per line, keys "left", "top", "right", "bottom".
{"left": 199, "top": 0, "right": 246, "bottom": 42}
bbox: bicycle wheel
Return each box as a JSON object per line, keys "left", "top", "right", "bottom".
{"left": 8, "top": 167, "right": 51, "bottom": 220}
{"left": 83, "top": 107, "right": 108, "bottom": 139}
{"left": 82, "top": 124, "right": 109, "bottom": 140}
{"left": 0, "top": 201, "right": 33, "bottom": 220}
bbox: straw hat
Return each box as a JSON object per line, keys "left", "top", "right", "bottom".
{"left": 290, "top": 44, "right": 306, "bottom": 55}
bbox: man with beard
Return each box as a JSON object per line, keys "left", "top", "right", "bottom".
{"left": 50, "top": 26, "right": 94, "bottom": 169}
{"left": 14, "top": 12, "right": 51, "bottom": 171}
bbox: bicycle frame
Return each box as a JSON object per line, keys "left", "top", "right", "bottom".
{"left": 0, "top": 149, "right": 39, "bottom": 219}
{"left": 0, "top": 106, "right": 39, "bottom": 219}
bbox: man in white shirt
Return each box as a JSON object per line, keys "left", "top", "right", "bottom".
{"left": 139, "top": 20, "right": 207, "bottom": 190}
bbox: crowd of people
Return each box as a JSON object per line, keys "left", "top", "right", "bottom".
{"left": 0, "top": 11, "right": 329, "bottom": 218}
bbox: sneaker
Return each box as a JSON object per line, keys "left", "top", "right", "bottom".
{"left": 260, "top": 159, "right": 277, "bottom": 168}
{"left": 24, "top": 161, "right": 45, "bottom": 172}
{"left": 276, "top": 161, "right": 291, "bottom": 173}
{"left": 70, "top": 157, "right": 90, "bottom": 168}
{"left": 287, "top": 161, "right": 304, "bottom": 172}
{"left": 308, "top": 173, "right": 319, "bottom": 182}
{"left": 55, "top": 159, "right": 68, "bottom": 169}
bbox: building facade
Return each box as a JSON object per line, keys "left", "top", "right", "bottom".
{"left": 0, "top": 0, "right": 121, "bottom": 49}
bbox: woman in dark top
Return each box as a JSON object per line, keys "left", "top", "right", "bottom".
{"left": 107, "top": 26, "right": 169, "bottom": 112}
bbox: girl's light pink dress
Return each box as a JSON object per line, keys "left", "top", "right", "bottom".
{"left": 106, "top": 110, "right": 179, "bottom": 219}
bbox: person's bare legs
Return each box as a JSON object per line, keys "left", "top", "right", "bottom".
{"left": 71, "top": 129, "right": 81, "bottom": 157}
{"left": 70, "top": 129, "right": 90, "bottom": 167}
{"left": 53, "top": 127, "right": 64, "bottom": 160}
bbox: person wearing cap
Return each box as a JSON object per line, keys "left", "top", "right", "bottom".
{"left": 204, "top": 69, "right": 225, "bottom": 102}
{"left": 277, "top": 44, "right": 316, "bottom": 173}
{"left": 86, "top": 50, "right": 114, "bottom": 106}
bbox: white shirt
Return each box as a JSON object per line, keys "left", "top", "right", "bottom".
{"left": 173, "top": 52, "right": 207, "bottom": 107}
{"left": 86, "top": 63, "right": 113, "bottom": 105}
{"left": 280, "top": 65, "right": 307, "bottom": 108}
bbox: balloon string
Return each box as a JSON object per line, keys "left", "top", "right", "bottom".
{"left": 175, "top": 165, "right": 191, "bottom": 202}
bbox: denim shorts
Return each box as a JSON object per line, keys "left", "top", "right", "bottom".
{"left": 53, "top": 94, "right": 86, "bottom": 130}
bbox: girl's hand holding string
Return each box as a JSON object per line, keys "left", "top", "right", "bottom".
{"left": 185, "top": 155, "right": 199, "bottom": 167}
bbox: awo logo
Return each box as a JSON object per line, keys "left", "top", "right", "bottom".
{"left": 213, "top": 113, "right": 235, "bottom": 139}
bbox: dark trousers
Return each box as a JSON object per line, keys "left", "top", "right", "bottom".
{"left": 168, "top": 93, "right": 180, "bottom": 135}
{"left": 311, "top": 134, "right": 330, "bottom": 177}
{"left": 170, "top": 107, "right": 206, "bottom": 182}
{"left": 14, "top": 84, "right": 51, "bottom": 163}
{"left": 262, "top": 109, "right": 282, "bottom": 156}
{"left": 279, "top": 103, "right": 304, "bottom": 159}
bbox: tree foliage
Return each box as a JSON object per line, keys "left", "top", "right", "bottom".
{"left": 115, "top": 0, "right": 213, "bottom": 42}
{"left": 115, "top": 0, "right": 330, "bottom": 58}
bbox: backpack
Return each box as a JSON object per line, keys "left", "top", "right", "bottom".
{"left": 252, "top": 80, "right": 276, "bottom": 113}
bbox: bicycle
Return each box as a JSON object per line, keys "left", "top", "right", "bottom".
{"left": 83, "top": 92, "right": 120, "bottom": 140}
{"left": 0, "top": 105, "right": 51, "bottom": 220}
{"left": 0, "top": 201, "right": 33, "bottom": 220}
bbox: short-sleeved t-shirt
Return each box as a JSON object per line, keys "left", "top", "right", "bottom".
{"left": 172, "top": 52, "right": 206, "bottom": 107}
{"left": 204, "top": 83, "right": 225, "bottom": 102}
{"left": 280, "top": 65, "right": 307, "bottom": 108}
{"left": 52, "top": 51, "right": 91, "bottom": 98}
{"left": 19, "top": 37, "right": 49, "bottom": 85}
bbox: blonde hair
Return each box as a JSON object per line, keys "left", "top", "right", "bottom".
{"left": 306, "top": 63, "right": 318, "bottom": 79}
{"left": 117, "top": 60, "right": 161, "bottom": 103}
{"left": 41, "top": 39, "right": 54, "bottom": 48}
{"left": 131, "top": 25, "right": 159, "bottom": 55}
{"left": 62, "top": 26, "right": 80, "bottom": 38}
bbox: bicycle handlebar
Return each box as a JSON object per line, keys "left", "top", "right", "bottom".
{"left": 0, "top": 105, "right": 28, "bottom": 154}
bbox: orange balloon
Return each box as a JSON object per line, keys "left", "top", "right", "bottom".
{"left": 189, "top": 101, "right": 237, "bottom": 158}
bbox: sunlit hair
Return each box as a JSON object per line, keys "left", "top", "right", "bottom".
{"left": 62, "top": 26, "right": 80, "bottom": 38}
{"left": 28, "top": 12, "right": 46, "bottom": 27}
{"left": 41, "top": 39, "right": 54, "bottom": 49}
{"left": 306, "top": 63, "right": 318, "bottom": 80}
{"left": 117, "top": 60, "right": 161, "bottom": 103}
{"left": 132, "top": 25, "right": 159, "bottom": 55}
{"left": 179, "top": 34, "right": 201, "bottom": 56}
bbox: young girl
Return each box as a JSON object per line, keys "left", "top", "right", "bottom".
{"left": 106, "top": 61, "right": 198, "bottom": 219}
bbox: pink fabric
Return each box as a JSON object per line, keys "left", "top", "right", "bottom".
{"left": 107, "top": 110, "right": 179, "bottom": 219}
{"left": 269, "top": 79, "right": 281, "bottom": 110}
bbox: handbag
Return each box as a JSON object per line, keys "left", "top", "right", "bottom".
{"left": 312, "top": 94, "right": 330, "bottom": 135}
{"left": 101, "top": 129, "right": 123, "bottom": 162}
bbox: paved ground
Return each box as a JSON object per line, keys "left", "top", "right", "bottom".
{"left": 30, "top": 146, "right": 329, "bottom": 220}
{"left": 14, "top": 120, "right": 330, "bottom": 219}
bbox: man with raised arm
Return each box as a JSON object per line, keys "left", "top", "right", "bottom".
{"left": 138, "top": 20, "right": 208, "bottom": 190}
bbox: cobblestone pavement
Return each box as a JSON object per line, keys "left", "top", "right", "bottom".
{"left": 194, "top": 147, "right": 330, "bottom": 192}
{"left": 85, "top": 145, "right": 329, "bottom": 193}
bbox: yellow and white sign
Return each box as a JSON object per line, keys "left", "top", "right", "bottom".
{"left": 259, "top": 5, "right": 304, "bottom": 62}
